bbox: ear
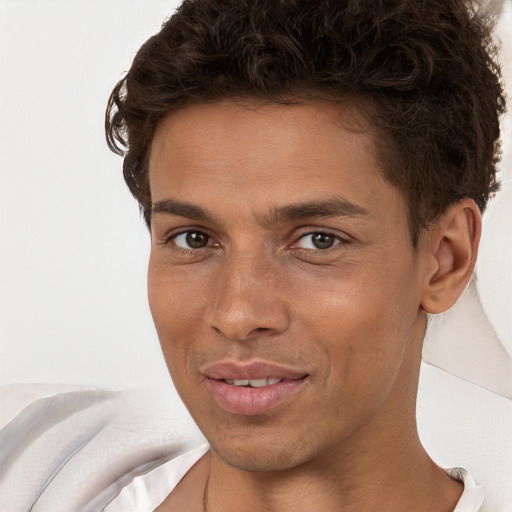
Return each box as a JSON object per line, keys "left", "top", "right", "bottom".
{"left": 421, "top": 199, "right": 481, "bottom": 314}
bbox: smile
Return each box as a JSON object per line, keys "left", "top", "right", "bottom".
{"left": 224, "top": 378, "right": 282, "bottom": 387}
{"left": 202, "top": 360, "right": 309, "bottom": 416}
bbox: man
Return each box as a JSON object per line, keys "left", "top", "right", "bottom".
{"left": 0, "top": 0, "right": 506, "bottom": 511}
{"left": 103, "top": 0, "right": 506, "bottom": 510}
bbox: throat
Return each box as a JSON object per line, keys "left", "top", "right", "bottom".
{"left": 153, "top": 452, "right": 211, "bottom": 512}
{"left": 200, "top": 447, "right": 465, "bottom": 512}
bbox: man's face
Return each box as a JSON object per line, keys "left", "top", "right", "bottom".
{"left": 148, "top": 100, "right": 431, "bottom": 472}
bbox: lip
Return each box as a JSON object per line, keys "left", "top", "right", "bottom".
{"left": 202, "top": 360, "right": 309, "bottom": 416}
{"left": 202, "top": 360, "right": 308, "bottom": 380}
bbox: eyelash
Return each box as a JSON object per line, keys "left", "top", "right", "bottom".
{"left": 167, "top": 230, "right": 216, "bottom": 252}
{"left": 165, "top": 229, "right": 348, "bottom": 253}
{"left": 291, "top": 231, "right": 345, "bottom": 251}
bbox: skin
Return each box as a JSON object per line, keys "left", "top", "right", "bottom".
{"left": 148, "top": 100, "right": 480, "bottom": 512}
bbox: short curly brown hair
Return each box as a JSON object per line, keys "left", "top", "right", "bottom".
{"left": 106, "top": 0, "right": 506, "bottom": 244}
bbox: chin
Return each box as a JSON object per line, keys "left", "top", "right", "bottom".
{"left": 207, "top": 428, "right": 318, "bottom": 473}
{"left": 215, "top": 447, "right": 302, "bottom": 473}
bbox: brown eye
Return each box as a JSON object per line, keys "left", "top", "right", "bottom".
{"left": 295, "top": 232, "right": 341, "bottom": 250}
{"left": 311, "top": 233, "right": 335, "bottom": 249}
{"left": 173, "top": 231, "right": 210, "bottom": 249}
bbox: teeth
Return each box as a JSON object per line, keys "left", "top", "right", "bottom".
{"left": 225, "top": 378, "right": 282, "bottom": 387}
{"left": 248, "top": 378, "right": 267, "bottom": 388}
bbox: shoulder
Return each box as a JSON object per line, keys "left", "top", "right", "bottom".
{"left": 0, "top": 384, "right": 205, "bottom": 512}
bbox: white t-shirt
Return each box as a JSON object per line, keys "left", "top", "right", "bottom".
{"left": 0, "top": 385, "right": 486, "bottom": 512}
{"left": 446, "top": 468, "right": 486, "bottom": 512}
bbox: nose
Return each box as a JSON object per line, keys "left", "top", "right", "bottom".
{"left": 208, "top": 252, "right": 290, "bottom": 342}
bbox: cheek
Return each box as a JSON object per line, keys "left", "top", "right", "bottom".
{"left": 147, "top": 259, "right": 206, "bottom": 378}
{"left": 300, "top": 259, "right": 420, "bottom": 392}
{"left": 310, "top": 290, "right": 405, "bottom": 371}
{"left": 148, "top": 252, "right": 208, "bottom": 326}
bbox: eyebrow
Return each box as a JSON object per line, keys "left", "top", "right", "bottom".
{"left": 261, "top": 198, "right": 369, "bottom": 226}
{"left": 151, "top": 197, "right": 369, "bottom": 226}
{"left": 152, "top": 199, "right": 214, "bottom": 222}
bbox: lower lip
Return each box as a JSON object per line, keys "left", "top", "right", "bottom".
{"left": 206, "top": 377, "right": 308, "bottom": 415}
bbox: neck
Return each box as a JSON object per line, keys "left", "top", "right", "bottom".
{"left": 205, "top": 419, "right": 462, "bottom": 512}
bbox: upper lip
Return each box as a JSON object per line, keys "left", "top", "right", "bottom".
{"left": 202, "top": 360, "right": 308, "bottom": 381}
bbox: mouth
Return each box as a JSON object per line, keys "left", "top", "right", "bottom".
{"left": 203, "top": 361, "right": 309, "bottom": 415}
{"left": 223, "top": 377, "right": 285, "bottom": 387}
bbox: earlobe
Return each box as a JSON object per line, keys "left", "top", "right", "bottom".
{"left": 421, "top": 199, "right": 481, "bottom": 314}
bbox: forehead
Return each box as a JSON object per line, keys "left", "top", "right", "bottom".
{"left": 148, "top": 99, "right": 406, "bottom": 227}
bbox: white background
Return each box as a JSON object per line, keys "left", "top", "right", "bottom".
{"left": 1, "top": 0, "right": 511, "bottom": 389}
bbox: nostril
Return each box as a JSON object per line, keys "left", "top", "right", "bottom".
{"left": 208, "top": 296, "right": 290, "bottom": 341}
